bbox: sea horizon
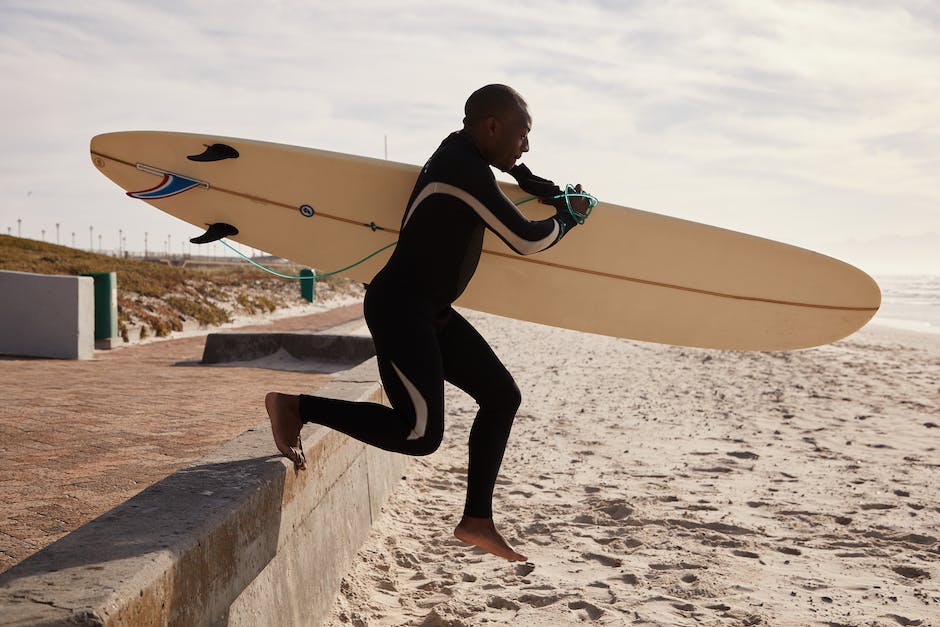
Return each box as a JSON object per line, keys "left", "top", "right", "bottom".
{"left": 871, "top": 273, "right": 940, "bottom": 335}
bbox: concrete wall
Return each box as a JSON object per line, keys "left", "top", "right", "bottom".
{"left": 0, "top": 270, "right": 94, "bottom": 360}
{"left": 0, "top": 359, "right": 406, "bottom": 626}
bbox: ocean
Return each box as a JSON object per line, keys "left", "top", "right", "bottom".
{"left": 872, "top": 275, "right": 940, "bottom": 335}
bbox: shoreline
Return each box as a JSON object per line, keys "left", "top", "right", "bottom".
{"left": 871, "top": 317, "right": 940, "bottom": 338}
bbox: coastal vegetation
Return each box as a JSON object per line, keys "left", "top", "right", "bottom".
{"left": 0, "top": 234, "right": 362, "bottom": 340}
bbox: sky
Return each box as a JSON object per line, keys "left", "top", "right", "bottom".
{"left": 1, "top": 0, "right": 938, "bottom": 274}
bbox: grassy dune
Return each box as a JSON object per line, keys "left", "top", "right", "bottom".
{"left": 0, "top": 235, "right": 362, "bottom": 340}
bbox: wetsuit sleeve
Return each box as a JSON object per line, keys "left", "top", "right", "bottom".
{"left": 405, "top": 134, "right": 579, "bottom": 256}
{"left": 456, "top": 164, "right": 575, "bottom": 256}
{"left": 508, "top": 163, "right": 561, "bottom": 198}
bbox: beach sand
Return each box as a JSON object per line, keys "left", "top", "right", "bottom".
{"left": 325, "top": 313, "right": 939, "bottom": 626}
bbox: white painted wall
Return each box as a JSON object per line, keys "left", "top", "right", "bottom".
{"left": 0, "top": 270, "right": 94, "bottom": 359}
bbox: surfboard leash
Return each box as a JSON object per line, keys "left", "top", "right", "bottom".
{"left": 218, "top": 239, "right": 397, "bottom": 280}
{"left": 217, "top": 186, "right": 599, "bottom": 281}
{"left": 516, "top": 185, "right": 599, "bottom": 225}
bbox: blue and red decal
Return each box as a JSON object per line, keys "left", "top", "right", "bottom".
{"left": 128, "top": 164, "right": 208, "bottom": 200}
{"left": 128, "top": 172, "right": 204, "bottom": 199}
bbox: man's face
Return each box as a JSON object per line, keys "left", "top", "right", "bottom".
{"left": 486, "top": 105, "right": 531, "bottom": 171}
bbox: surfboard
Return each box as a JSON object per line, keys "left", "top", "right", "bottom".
{"left": 89, "top": 131, "right": 880, "bottom": 351}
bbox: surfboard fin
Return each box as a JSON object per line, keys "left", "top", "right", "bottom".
{"left": 190, "top": 222, "right": 239, "bottom": 244}
{"left": 187, "top": 143, "right": 240, "bottom": 162}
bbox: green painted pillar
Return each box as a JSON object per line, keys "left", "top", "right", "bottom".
{"left": 81, "top": 271, "right": 118, "bottom": 340}
{"left": 300, "top": 268, "right": 316, "bottom": 302}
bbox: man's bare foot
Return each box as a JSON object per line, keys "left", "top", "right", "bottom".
{"left": 454, "top": 516, "right": 527, "bottom": 562}
{"left": 265, "top": 392, "right": 306, "bottom": 469}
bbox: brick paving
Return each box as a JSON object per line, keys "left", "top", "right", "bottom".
{"left": 0, "top": 302, "right": 364, "bottom": 575}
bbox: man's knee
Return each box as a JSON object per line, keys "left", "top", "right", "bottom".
{"left": 484, "top": 380, "right": 521, "bottom": 416}
{"left": 408, "top": 430, "right": 444, "bottom": 456}
{"left": 504, "top": 381, "right": 522, "bottom": 414}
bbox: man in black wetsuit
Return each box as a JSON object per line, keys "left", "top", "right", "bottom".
{"left": 266, "top": 84, "right": 590, "bottom": 562}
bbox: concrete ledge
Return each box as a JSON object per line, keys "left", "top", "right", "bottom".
{"left": 0, "top": 358, "right": 405, "bottom": 626}
{"left": 0, "top": 270, "right": 94, "bottom": 360}
{"left": 202, "top": 333, "right": 376, "bottom": 372}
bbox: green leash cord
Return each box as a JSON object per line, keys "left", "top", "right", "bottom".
{"left": 219, "top": 239, "right": 397, "bottom": 280}
{"left": 219, "top": 186, "right": 599, "bottom": 280}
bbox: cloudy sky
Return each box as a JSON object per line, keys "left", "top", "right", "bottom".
{"left": 1, "top": 0, "right": 938, "bottom": 274}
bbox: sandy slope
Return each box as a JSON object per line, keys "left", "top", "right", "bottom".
{"left": 325, "top": 313, "right": 938, "bottom": 626}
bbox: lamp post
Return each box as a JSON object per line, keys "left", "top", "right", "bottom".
{"left": 56, "top": 223, "right": 60, "bottom": 245}
{"left": 89, "top": 226, "right": 94, "bottom": 250}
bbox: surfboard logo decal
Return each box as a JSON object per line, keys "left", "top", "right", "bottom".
{"left": 127, "top": 173, "right": 204, "bottom": 199}
{"left": 127, "top": 164, "right": 209, "bottom": 199}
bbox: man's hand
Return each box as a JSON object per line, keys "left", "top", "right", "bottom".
{"left": 545, "top": 183, "right": 592, "bottom": 223}
{"left": 551, "top": 183, "right": 591, "bottom": 216}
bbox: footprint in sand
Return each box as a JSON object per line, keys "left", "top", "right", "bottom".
{"left": 568, "top": 600, "right": 604, "bottom": 620}
{"left": 487, "top": 596, "right": 520, "bottom": 611}
{"left": 582, "top": 551, "right": 623, "bottom": 567}
{"left": 518, "top": 593, "right": 562, "bottom": 608}
{"left": 892, "top": 565, "right": 930, "bottom": 580}
{"left": 732, "top": 549, "right": 761, "bottom": 559}
{"left": 515, "top": 562, "right": 536, "bottom": 576}
{"left": 599, "top": 502, "right": 634, "bottom": 520}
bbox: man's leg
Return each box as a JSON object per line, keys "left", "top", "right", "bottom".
{"left": 267, "top": 303, "right": 446, "bottom": 463}
{"left": 438, "top": 310, "right": 526, "bottom": 561}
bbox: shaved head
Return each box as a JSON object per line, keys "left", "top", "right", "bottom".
{"left": 462, "top": 84, "right": 532, "bottom": 171}
{"left": 463, "top": 84, "right": 528, "bottom": 127}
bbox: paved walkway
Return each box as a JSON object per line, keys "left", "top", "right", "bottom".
{"left": 0, "top": 303, "right": 364, "bottom": 575}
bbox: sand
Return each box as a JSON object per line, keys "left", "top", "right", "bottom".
{"left": 324, "top": 312, "right": 939, "bottom": 626}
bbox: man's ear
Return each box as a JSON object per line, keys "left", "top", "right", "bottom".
{"left": 485, "top": 116, "right": 500, "bottom": 137}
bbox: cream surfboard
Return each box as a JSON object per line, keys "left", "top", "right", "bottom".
{"left": 90, "top": 131, "right": 880, "bottom": 350}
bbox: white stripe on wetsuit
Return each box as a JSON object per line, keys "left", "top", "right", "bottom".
{"left": 403, "top": 182, "right": 559, "bottom": 255}
{"left": 391, "top": 362, "right": 428, "bottom": 440}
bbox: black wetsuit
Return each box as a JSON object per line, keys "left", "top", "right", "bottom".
{"left": 299, "top": 130, "right": 577, "bottom": 518}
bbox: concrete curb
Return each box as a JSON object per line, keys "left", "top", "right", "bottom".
{"left": 201, "top": 333, "right": 376, "bottom": 371}
{"left": 0, "top": 359, "right": 404, "bottom": 626}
